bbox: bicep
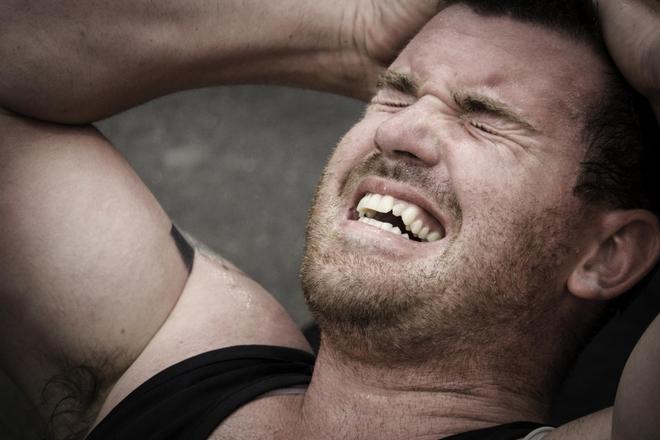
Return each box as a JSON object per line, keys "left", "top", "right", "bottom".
{"left": 0, "top": 112, "right": 190, "bottom": 402}
{"left": 547, "top": 408, "right": 611, "bottom": 440}
{"left": 612, "top": 313, "right": 660, "bottom": 440}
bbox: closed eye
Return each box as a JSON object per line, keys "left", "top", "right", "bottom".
{"left": 470, "top": 121, "right": 499, "bottom": 135}
{"left": 373, "top": 100, "right": 409, "bottom": 108}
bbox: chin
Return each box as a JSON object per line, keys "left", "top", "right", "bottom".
{"left": 300, "top": 230, "right": 461, "bottom": 365}
{"left": 301, "top": 173, "right": 575, "bottom": 366}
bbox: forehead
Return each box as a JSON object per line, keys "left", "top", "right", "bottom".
{"left": 391, "top": 5, "right": 607, "bottom": 139}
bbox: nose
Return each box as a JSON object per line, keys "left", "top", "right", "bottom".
{"left": 373, "top": 104, "right": 441, "bottom": 167}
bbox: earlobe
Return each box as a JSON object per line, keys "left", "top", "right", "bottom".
{"left": 568, "top": 210, "right": 660, "bottom": 301}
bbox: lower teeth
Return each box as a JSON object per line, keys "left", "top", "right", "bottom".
{"left": 358, "top": 217, "right": 412, "bottom": 239}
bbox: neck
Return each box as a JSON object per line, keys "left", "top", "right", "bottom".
{"left": 294, "top": 343, "right": 548, "bottom": 440}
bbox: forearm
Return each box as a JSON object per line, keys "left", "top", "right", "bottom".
{"left": 646, "top": 40, "right": 660, "bottom": 122}
{"left": 612, "top": 312, "right": 660, "bottom": 440}
{"left": 597, "top": 0, "right": 660, "bottom": 123}
{"left": 0, "top": 0, "right": 374, "bottom": 123}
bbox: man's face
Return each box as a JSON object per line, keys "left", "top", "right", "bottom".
{"left": 301, "top": 6, "right": 608, "bottom": 364}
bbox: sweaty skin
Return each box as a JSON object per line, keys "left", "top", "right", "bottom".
{"left": 0, "top": 1, "right": 659, "bottom": 439}
{"left": 0, "top": 1, "right": 442, "bottom": 437}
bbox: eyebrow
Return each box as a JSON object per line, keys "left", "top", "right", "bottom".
{"left": 376, "top": 70, "right": 420, "bottom": 97}
{"left": 376, "top": 70, "right": 538, "bottom": 133}
{"left": 452, "top": 90, "right": 538, "bottom": 132}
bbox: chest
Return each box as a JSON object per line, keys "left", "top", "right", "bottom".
{"left": 209, "top": 394, "right": 303, "bottom": 440}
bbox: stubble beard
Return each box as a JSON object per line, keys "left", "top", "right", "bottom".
{"left": 300, "top": 156, "right": 574, "bottom": 371}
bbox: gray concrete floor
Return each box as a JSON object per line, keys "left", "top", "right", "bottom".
{"left": 97, "top": 85, "right": 363, "bottom": 327}
{"left": 0, "top": 85, "right": 363, "bottom": 438}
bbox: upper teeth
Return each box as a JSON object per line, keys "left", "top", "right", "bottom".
{"left": 356, "top": 193, "right": 444, "bottom": 242}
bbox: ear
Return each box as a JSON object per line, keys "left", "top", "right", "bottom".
{"left": 568, "top": 210, "right": 660, "bottom": 301}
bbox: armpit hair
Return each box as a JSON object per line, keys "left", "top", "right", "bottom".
{"left": 41, "top": 351, "right": 125, "bottom": 440}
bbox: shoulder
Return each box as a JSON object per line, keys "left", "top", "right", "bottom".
{"left": 545, "top": 408, "right": 611, "bottom": 440}
{"left": 94, "top": 247, "right": 312, "bottom": 424}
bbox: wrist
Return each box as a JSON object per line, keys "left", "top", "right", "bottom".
{"left": 294, "top": 0, "right": 386, "bottom": 101}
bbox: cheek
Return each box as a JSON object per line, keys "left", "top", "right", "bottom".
{"left": 448, "top": 141, "right": 578, "bottom": 221}
{"left": 443, "top": 144, "right": 509, "bottom": 218}
{"left": 325, "top": 114, "right": 383, "bottom": 180}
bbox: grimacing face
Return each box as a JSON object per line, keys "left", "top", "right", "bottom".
{"left": 301, "top": 6, "right": 609, "bottom": 366}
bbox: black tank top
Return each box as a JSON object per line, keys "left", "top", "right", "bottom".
{"left": 86, "top": 345, "right": 315, "bottom": 439}
{"left": 86, "top": 345, "right": 545, "bottom": 439}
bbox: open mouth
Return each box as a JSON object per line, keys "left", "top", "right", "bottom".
{"left": 353, "top": 192, "right": 446, "bottom": 243}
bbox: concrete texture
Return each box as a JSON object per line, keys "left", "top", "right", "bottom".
{"left": 1, "top": 84, "right": 659, "bottom": 437}
{"left": 96, "top": 85, "right": 362, "bottom": 326}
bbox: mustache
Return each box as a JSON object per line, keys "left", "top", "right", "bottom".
{"left": 339, "top": 152, "right": 463, "bottom": 223}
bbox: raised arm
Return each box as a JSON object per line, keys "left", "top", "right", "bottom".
{"left": 612, "top": 313, "right": 660, "bottom": 440}
{"left": 543, "top": 3, "right": 660, "bottom": 439}
{"left": 595, "top": 1, "right": 660, "bottom": 438}
{"left": 596, "top": 0, "right": 660, "bottom": 121}
{"left": 0, "top": 0, "right": 440, "bottom": 123}
{"left": 0, "top": 2, "right": 441, "bottom": 437}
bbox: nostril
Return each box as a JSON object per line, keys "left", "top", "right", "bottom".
{"left": 393, "top": 150, "right": 420, "bottom": 160}
{"left": 374, "top": 119, "right": 440, "bottom": 166}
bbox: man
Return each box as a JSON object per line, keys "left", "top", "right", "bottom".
{"left": 0, "top": 1, "right": 658, "bottom": 439}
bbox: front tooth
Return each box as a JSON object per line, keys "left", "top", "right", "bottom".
{"left": 411, "top": 220, "right": 423, "bottom": 235}
{"left": 418, "top": 226, "right": 430, "bottom": 239}
{"left": 401, "top": 206, "right": 420, "bottom": 226}
{"left": 392, "top": 226, "right": 403, "bottom": 235}
{"left": 366, "top": 194, "right": 382, "bottom": 210}
{"left": 427, "top": 231, "right": 441, "bottom": 242}
{"left": 357, "top": 195, "right": 369, "bottom": 214}
{"left": 379, "top": 222, "right": 393, "bottom": 231}
{"left": 377, "top": 195, "right": 394, "bottom": 213}
{"left": 392, "top": 203, "right": 406, "bottom": 217}
{"left": 365, "top": 210, "right": 376, "bottom": 218}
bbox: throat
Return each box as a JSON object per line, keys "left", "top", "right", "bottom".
{"left": 298, "top": 343, "right": 553, "bottom": 440}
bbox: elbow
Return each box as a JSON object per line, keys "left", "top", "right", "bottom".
{"left": 0, "top": 52, "right": 109, "bottom": 124}
{"left": 0, "top": 86, "right": 104, "bottom": 125}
